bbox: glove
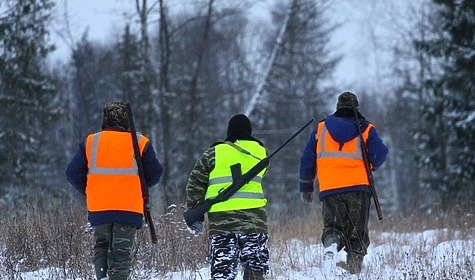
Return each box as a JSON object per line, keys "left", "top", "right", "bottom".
{"left": 188, "top": 221, "right": 203, "bottom": 236}
{"left": 301, "top": 192, "right": 314, "bottom": 204}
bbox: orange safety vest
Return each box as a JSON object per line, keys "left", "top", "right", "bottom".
{"left": 315, "top": 121, "right": 373, "bottom": 192}
{"left": 85, "top": 130, "right": 148, "bottom": 214}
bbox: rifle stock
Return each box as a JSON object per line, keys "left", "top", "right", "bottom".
{"left": 183, "top": 119, "right": 314, "bottom": 227}
{"left": 144, "top": 202, "right": 157, "bottom": 241}
{"left": 183, "top": 199, "right": 214, "bottom": 227}
{"left": 126, "top": 103, "right": 158, "bottom": 243}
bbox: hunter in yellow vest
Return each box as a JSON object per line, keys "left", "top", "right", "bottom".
{"left": 186, "top": 114, "right": 269, "bottom": 280}
{"left": 205, "top": 140, "right": 267, "bottom": 212}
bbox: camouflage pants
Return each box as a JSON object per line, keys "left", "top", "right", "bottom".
{"left": 93, "top": 223, "right": 136, "bottom": 280}
{"left": 209, "top": 233, "right": 269, "bottom": 280}
{"left": 321, "top": 192, "right": 371, "bottom": 256}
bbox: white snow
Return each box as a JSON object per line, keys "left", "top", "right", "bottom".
{"left": 16, "top": 228, "right": 474, "bottom": 280}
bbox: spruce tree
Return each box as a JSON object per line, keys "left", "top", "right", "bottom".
{"left": 415, "top": 0, "right": 475, "bottom": 206}
{"left": 0, "top": 0, "right": 59, "bottom": 188}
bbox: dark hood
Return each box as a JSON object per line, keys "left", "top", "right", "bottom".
{"left": 224, "top": 114, "right": 264, "bottom": 146}
{"left": 325, "top": 109, "right": 369, "bottom": 145}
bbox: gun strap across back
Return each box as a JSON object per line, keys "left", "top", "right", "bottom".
{"left": 225, "top": 141, "right": 263, "bottom": 161}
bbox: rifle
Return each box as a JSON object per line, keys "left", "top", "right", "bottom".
{"left": 125, "top": 103, "right": 158, "bottom": 243}
{"left": 183, "top": 119, "right": 314, "bottom": 227}
{"left": 352, "top": 104, "right": 383, "bottom": 220}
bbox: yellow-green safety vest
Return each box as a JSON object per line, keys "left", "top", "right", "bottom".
{"left": 206, "top": 140, "right": 267, "bottom": 212}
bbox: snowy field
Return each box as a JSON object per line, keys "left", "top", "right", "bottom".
{"left": 16, "top": 228, "right": 475, "bottom": 280}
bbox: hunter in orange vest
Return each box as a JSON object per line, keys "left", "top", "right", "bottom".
{"left": 66, "top": 102, "right": 163, "bottom": 280}
{"left": 299, "top": 92, "right": 388, "bottom": 275}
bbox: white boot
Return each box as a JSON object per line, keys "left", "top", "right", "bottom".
{"left": 322, "top": 243, "right": 338, "bottom": 278}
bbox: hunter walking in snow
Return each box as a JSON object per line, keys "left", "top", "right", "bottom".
{"left": 185, "top": 114, "right": 270, "bottom": 280}
{"left": 66, "top": 102, "right": 163, "bottom": 280}
{"left": 298, "top": 92, "right": 388, "bottom": 275}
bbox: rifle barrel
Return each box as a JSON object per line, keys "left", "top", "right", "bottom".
{"left": 126, "top": 103, "right": 159, "bottom": 243}
{"left": 352, "top": 104, "right": 383, "bottom": 220}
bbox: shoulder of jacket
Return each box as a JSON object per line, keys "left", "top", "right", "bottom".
{"left": 211, "top": 141, "right": 224, "bottom": 147}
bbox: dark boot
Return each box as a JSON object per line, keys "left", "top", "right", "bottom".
{"left": 347, "top": 253, "right": 364, "bottom": 274}
{"left": 322, "top": 233, "right": 340, "bottom": 249}
{"left": 243, "top": 267, "right": 265, "bottom": 280}
{"left": 94, "top": 257, "right": 108, "bottom": 280}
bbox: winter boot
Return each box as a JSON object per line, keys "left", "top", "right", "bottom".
{"left": 347, "top": 252, "right": 364, "bottom": 274}
{"left": 243, "top": 267, "right": 265, "bottom": 280}
{"left": 322, "top": 242, "right": 338, "bottom": 277}
{"left": 322, "top": 232, "right": 341, "bottom": 249}
{"left": 322, "top": 233, "right": 340, "bottom": 277}
{"left": 94, "top": 257, "right": 108, "bottom": 280}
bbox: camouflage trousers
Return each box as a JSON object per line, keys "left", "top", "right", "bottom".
{"left": 93, "top": 223, "right": 136, "bottom": 280}
{"left": 321, "top": 191, "right": 371, "bottom": 256}
{"left": 209, "top": 233, "right": 269, "bottom": 280}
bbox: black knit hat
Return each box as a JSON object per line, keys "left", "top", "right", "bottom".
{"left": 225, "top": 114, "right": 252, "bottom": 142}
{"left": 101, "top": 102, "right": 130, "bottom": 130}
{"left": 337, "top": 91, "right": 359, "bottom": 110}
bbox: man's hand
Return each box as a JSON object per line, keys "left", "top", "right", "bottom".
{"left": 188, "top": 221, "right": 203, "bottom": 236}
{"left": 301, "top": 192, "right": 314, "bottom": 204}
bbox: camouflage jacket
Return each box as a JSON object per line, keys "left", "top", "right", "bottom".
{"left": 186, "top": 143, "right": 268, "bottom": 236}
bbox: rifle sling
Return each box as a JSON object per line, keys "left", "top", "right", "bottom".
{"left": 225, "top": 141, "right": 262, "bottom": 161}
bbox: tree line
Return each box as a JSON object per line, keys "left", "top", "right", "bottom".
{"left": 0, "top": 0, "right": 473, "bottom": 216}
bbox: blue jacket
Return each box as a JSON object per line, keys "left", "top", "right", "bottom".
{"left": 299, "top": 109, "right": 388, "bottom": 200}
{"left": 65, "top": 126, "right": 163, "bottom": 228}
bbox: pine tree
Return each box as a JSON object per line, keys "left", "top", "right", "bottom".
{"left": 69, "top": 32, "right": 119, "bottom": 138}
{"left": 0, "top": 0, "right": 60, "bottom": 188}
{"left": 415, "top": 0, "right": 475, "bottom": 207}
{"left": 118, "top": 24, "right": 142, "bottom": 104}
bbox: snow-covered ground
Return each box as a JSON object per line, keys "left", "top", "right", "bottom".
{"left": 17, "top": 228, "right": 474, "bottom": 280}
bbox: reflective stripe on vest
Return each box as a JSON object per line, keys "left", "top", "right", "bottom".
{"left": 317, "top": 125, "right": 363, "bottom": 160}
{"left": 85, "top": 131, "right": 147, "bottom": 214}
{"left": 208, "top": 176, "right": 262, "bottom": 186}
{"left": 88, "top": 132, "right": 139, "bottom": 175}
{"left": 206, "top": 140, "right": 267, "bottom": 212}
{"left": 316, "top": 121, "right": 373, "bottom": 192}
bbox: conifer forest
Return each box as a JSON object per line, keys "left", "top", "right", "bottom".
{"left": 0, "top": 0, "right": 473, "bottom": 232}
